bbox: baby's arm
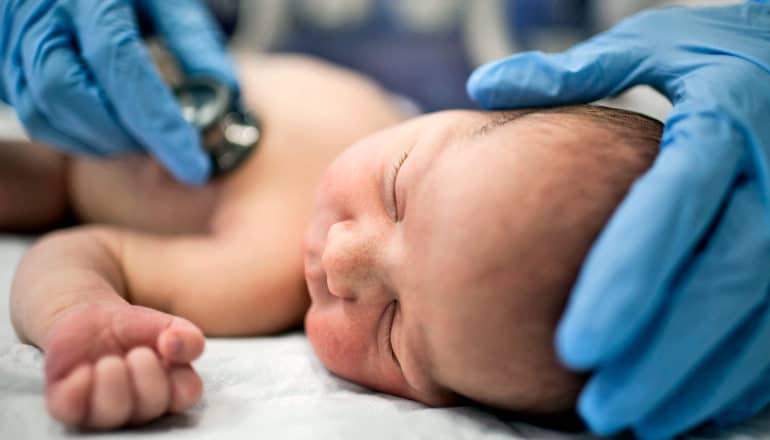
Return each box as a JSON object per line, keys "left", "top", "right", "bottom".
{"left": 12, "top": 222, "right": 306, "bottom": 429}
{"left": 11, "top": 227, "right": 205, "bottom": 429}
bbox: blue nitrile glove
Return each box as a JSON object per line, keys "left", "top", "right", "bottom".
{"left": 0, "top": 0, "right": 238, "bottom": 184}
{"left": 467, "top": 2, "right": 770, "bottom": 439}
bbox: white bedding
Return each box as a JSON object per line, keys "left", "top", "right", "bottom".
{"left": 1, "top": 235, "right": 769, "bottom": 440}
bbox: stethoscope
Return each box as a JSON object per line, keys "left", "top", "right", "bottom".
{"left": 174, "top": 77, "right": 261, "bottom": 178}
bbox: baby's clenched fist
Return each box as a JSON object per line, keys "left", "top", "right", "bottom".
{"left": 42, "top": 303, "right": 205, "bottom": 429}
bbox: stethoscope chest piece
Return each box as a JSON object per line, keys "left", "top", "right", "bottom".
{"left": 175, "top": 77, "right": 261, "bottom": 178}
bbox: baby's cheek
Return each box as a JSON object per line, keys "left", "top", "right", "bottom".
{"left": 306, "top": 306, "right": 416, "bottom": 400}
{"left": 305, "top": 307, "right": 359, "bottom": 378}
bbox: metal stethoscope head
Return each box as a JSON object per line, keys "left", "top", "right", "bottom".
{"left": 174, "top": 77, "right": 261, "bottom": 178}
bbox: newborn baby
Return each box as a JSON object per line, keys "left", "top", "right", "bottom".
{"left": 4, "top": 55, "right": 661, "bottom": 429}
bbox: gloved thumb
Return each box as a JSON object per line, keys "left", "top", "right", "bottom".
{"left": 467, "top": 34, "right": 649, "bottom": 109}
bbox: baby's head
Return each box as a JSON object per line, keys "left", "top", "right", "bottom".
{"left": 303, "top": 105, "right": 661, "bottom": 415}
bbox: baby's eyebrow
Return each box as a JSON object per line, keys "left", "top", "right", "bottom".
{"left": 472, "top": 109, "right": 539, "bottom": 137}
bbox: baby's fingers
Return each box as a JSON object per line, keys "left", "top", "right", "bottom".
{"left": 47, "top": 364, "right": 92, "bottom": 426}
{"left": 168, "top": 365, "right": 203, "bottom": 414}
{"left": 87, "top": 356, "right": 133, "bottom": 429}
{"left": 126, "top": 347, "right": 170, "bottom": 425}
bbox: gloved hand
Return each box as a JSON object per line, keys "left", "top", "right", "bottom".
{"left": 0, "top": 0, "right": 238, "bottom": 184}
{"left": 467, "top": 2, "right": 770, "bottom": 439}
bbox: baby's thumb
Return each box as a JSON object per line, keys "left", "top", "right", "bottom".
{"left": 157, "top": 317, "right": 205, "bottom": 364}
{"left": 111, "top": 305, "right": 205, "bottom": 364}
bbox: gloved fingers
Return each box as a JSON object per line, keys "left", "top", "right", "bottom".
{"left": 11, "top": 80, "right": 100, "bottom": 155}
{"left": 19, "top": 6, "right": 138, "bottom": 155}
{"left": 466, "top": 31, "right": 651, "bottom": 109}
{"left": 576, "top": 176, "right": 770, "bottom": 437}
{"left": 556, "top": 110, "right": 747, "bottom": 371}
{"left": 1, "top": 0, "right": 90, "bottom": 152}
{"left": 140, "top": 0, "right": 238, "bottom": 89}
{"left": 635, "top": 297, "right": 770, "bottom": 438}
{"left": 712, "top": 364, "right": 770, "bottom": 427}
{"left": 61, "top": 0, "right": 210, "bottom": 184}
{"left": 636, "top": 330, "right": 770, "bottom": 440}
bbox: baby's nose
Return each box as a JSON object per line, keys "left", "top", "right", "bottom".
{"left": 322, "top": 220, "right": 381, "bottom": 301}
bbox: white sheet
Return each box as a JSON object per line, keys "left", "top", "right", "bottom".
{"left": 1, "top": 235, "right": 769, "bottom": 440}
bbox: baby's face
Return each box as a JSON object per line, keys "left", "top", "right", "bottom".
{"left": 303, "top": 110, "right": 584, "bottom": 411}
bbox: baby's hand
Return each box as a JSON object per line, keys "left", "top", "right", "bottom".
{"left": 42, "top": 303, "right": 205, "bottom": 429}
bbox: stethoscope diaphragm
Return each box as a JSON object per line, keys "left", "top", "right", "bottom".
{"left": 175, "top": 77, "right": 261, "bottom": 178}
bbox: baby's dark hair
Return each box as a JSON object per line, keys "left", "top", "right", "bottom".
{"left": 544, "top": 104, "right": 662, "bottom": 163}
{"left": 495, "top": 105, "right": 662, "bottom": 415}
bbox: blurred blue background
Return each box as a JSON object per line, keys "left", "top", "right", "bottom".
{"left": 212, "top": 0, "right": 595, "bottom": 111}
{"left": 0, "top": 0, "right": 733, "bottom": 140}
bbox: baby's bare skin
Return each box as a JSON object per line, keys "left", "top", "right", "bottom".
{"left": 7, "top": 55, "right": 404, "bottom": 429}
